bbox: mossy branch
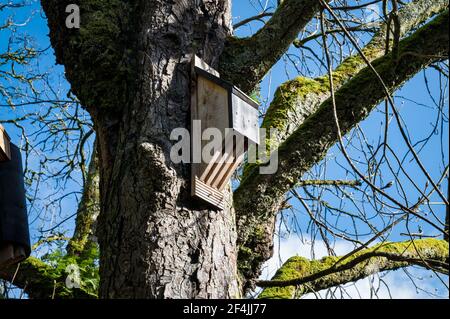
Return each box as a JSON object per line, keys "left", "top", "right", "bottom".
{"left": 234, "top": 11, "right": 449, "bottom": 291}
{"left": 219, "top": 0, "right": 324, "bottom": 93}
{"left": 258, "top": 239, "right": 449, "bottom": 299}
{"left": 66, "top": 142, "right": 100, "bottom": 257}
{"left": 261, "top": 0, "right": 448, "bottom": 151}
{"left": 0, "top": 257, "right": 95, "bottom": 299}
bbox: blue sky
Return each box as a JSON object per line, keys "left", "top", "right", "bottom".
{"left": 1, "top": 0, "right": 448, "bottom": 298}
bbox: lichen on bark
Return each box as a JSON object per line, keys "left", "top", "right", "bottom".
{"left": 235, "top": 11, "right": 449, "bottom": 292}
{"left": 261, "top": 0, "right": 449, "bottom": 153}
{"left": 259, "top": 239, "right": 449, "bottom": 299}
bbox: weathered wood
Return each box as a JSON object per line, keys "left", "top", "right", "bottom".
{"left": 204, "top": 134, "right": 234, "bottom": 185}
{"left": 217, "top": 134, "right": 246, "bottom": 191}
{"left": 191, "top": 56, "right": 259, "bottom": 210}
{"left": 0, "top": 124, "right": 11, "bottom": 162}
{"left": 193, "top": 177, "right": 225, "bottom": 210}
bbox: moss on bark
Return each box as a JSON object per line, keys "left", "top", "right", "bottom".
{"left": 259, "top": 239, "right": 449, "bottom": 299}
{"left": 235, "top": 11, "right": 449, "bottom": 292}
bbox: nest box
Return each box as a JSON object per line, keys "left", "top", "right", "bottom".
{"left": 0, "top": 125, "right": 30, "bottom": 269}
{"left": 190, "top": 56, "right": 259, "bottom": 209}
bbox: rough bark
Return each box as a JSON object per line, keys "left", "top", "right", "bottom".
{"left": 234, "top": 11, "right": 449, "bottom": 291}
{"left": 42, "top": 0, "right": 240, "bottom": 299}
{"left": 38, "top": 0, "right": 449, "bottom": 299}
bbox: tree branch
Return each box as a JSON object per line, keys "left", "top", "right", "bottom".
{"left": 66, "top": 141, "right": 100, "bottom": 257}
{"left": 219, "top": 0, "right": 324, "bottom": 93}
{"left": 0, "top": 257, "right": 95, "bottom": 299}
{"left": 297, "top": 179, "right": 362, "bottom": 187}
{"left": 235, "top": 11, "right": 449, "bottom": 291}
{"left": 261, "top": 0, "right": 448, "bottom": 151}
{"left": 233, "top": 12, "right": 273, "bottom": 30}
{"left": 258, "top": 239, "right": 449, "bottom": 299}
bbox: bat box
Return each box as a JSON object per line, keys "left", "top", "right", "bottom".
{"left": 0, "top": 137, "right": 30, "bottom": 269}
{"left": 191, "top": 56, "right": 259, "bottom": 209}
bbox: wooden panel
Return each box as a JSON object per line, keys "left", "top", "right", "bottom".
{"left": 192, "top": 177, "right": 224, "bottom": 210}
{"left": 0, "top": 124, "right": 11, "bottom": 162}
{"left": 191, "top": 56, "right": 230, "bottom": 210}
{"left": 231, "top": 93, "right": 260, "bottom": 145}
{"left": 197, "top": 77, "right": 230, "bottom": 133}
{"left": 194, "top": 76, "right": 230, "bottom": 178}
{"left": 194, "top": 55, "right": 220, "bottom": 77}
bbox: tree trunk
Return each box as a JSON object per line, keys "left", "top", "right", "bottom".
{"left": 91, "top": 0, "right": 239, "bottom": 298}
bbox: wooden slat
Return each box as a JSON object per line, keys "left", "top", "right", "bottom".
{"left": 217, "top": 135, "right": 246, "bottom": 191}
{"left": 194, "top": 178, "right": 224, "bottom": 203}
{"left": 217, "top": 150, "right": 245, "bottom": 191}
{"left": 203, "top": 134, "right": 234, "bottom": 185}
{"left": 199, "top": 149, "right": 223, "bottom": 181}
{"left": 192, "top": 177, "right": 224, "bottom": 210}
{"left": 0, "top": 124, "right": 11, "bottom": 162}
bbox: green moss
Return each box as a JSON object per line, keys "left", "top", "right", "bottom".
{"left": 55, "top": 0, "right": 138, "bottom": 111}
{"left": 40, "top": 244, "right": 100, "bottom": 298}
{"left": 253, "top": 225, "right": 266, "bottom": 239}
{"left": 258, "top": 239, "right": 448, "bottom": 299}
{"left": 262, "top": 77, "right": 326, "bottom": 131}
{"left": 259, "top": 256, "right": 310, "bottom": 299}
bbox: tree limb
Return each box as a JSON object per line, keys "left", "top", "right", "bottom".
{"left": 66, "top": 141, "right": 100, "bottom": 257}
{"left": 233, "top": 12, "right": 273, "bottom": 30}
{"left": 219, "top": 0, "right": 325, "bottom": 93}
{"left": 297, "top": 179, "right": 362, "bottom": 187}
{"left": 261, "top": 0, "right": 448, "bottom": 151}
{"left": 234, "top": 11, "right": 449, "bottom": 291}
{"left": 258, "top": 239, "right": 449, "bottom": 299}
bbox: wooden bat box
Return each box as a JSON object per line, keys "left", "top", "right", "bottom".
{"left": 191, "top": 56, "right": 259, "bottom": 209}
